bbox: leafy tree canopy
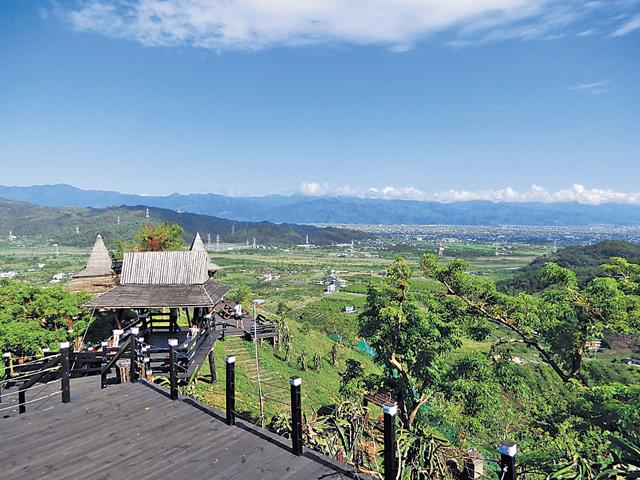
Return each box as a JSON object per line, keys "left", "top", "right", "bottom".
{"left": 357, "top": 255, "right": 640, "bottom": 477}
{"left": 133, "top": 222, "right": 186, "bottom": 252}
{"left": 359, "top": 257, "right": 462, "bottom": 427}
{"left": 226, "top": 285, "right": 253, "bottom": 307}
{"left": 420, "top": 253, "right": 640, "bottom": 384}
{"left": 0, "top": 279, "right": 92, "bottom": 356}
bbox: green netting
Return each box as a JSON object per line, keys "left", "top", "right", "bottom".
{"left": 356, "top": 340, "right": 376, "bottom": 358}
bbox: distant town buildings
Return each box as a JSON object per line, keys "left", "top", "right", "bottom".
{"left": 325, "top": 270, "right": 347, "bottom": 294}
{"left": 50, "top": 272, "right": 67, "bottom": 283}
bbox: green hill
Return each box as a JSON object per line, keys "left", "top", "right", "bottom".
{"left": 0, "top": 198, "right": 374, "bottom": 248}
{"left": 498, "top": 240, "right": 640, "bottom": 293}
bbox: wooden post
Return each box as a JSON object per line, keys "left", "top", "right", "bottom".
{"left": 60, "top": 342, "right": 70, "bottom": 404}
{"left": 142, "top": 346, "right": 149, "bottom": 379}
{"left": 1, "top": 352, "right": 9, "bottom": 404}
{"left": 208, "top": 350, "right": 217, "bottom": 383}
{"left": 290, "top": 377, "right": 303, "bottom": 456}
{"left": 100, "top": 342, "right": 108, "bottom": 389}
{"left": 225, "top": 355, "right": 236, "bottom": 426}
{"left": 170, "top": 308, "right": 178, "bottom": 333}
{"left": 463, "top": 449, "right": 484, "bottom": 479}
{"left": 18, "top": 387, "right": 26, "bottom": 414}
{"left": 168, "top": 338, "right": 178, "bottom": 400}
{"left": 112, "top": 329, "right": 123, "bottom": 347}
{"left": 130, "top": 327, "right": 139, "bottom": 383}
{"left": 383, "top": 403, "right": 398, "bottom": 480}
{"left": 499, "top": 441, "right": 517, "bottom": 480}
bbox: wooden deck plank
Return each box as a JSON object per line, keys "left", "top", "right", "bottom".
{"left": 0, "top": 377, "right": 369, "bottom": 480}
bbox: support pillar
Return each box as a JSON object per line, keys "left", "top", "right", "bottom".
{"left": 383, "top": 403, "right": 398, "bottom": 480}
{"left": 208, "top": 350, "right": 217, "bottom": 383}
{"left": 290, "top": 377, "right": 303, "bottom": 456}
{"left": 60, "top": 342, "right": 71, "bottom": 404}
{"left": 100, "top": 342, "right": 109, "bottom": 389}
{"left": 499, "top": 441, "right": 517, "bottom": 480}
{"left": 225, "top": 355, "right": 236, "bottom": 425}
{"left": 168, "top": 338, "right": 178, "bottom": 400}
{"left": 0, "top": 353, "right": 9, "bottom": 404}
{"left": 130, "top": 327, "right": 139, "bottom": 383}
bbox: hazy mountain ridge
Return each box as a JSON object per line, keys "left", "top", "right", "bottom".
{"left": 0, "top": 198, "right": 372, "bottom": 247}
{"left": 2, "top": 184, "right": 640, "bottom": 225}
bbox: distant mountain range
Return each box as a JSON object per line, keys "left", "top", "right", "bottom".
{"left": 1, "top": 184, "right": 640, "bottom": 226}
{"left": 0, "top": 198, "right": 372, "bottom": 247}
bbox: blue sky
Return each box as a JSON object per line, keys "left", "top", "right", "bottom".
{"left": 0, "top": 0, "right": 639, "bottom": 203}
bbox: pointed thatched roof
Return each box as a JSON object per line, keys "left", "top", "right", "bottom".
{"left": 190, "top": 232, "right": 207, "bottom": 252}
{"left": 190, "top": 232, "right": 221, "bottom": 274}
{"left": 73, "top": 234, "right": 115, "bottom": 278}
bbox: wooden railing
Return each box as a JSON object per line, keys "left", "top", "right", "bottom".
{"left": 0, "top": 342, "right": 71, "bottom": 416}
{"left": 100, "top": 334, "right": 132, "bottom": 388}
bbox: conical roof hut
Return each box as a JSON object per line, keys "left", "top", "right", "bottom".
{"left": 67, "top": 234, "right": 117, "bottom": 294}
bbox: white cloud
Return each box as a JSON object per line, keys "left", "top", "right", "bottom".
{"left": 62, "top": 0, "right": 640, "bottom": 51}
{"left": 568, "top": 79, "right": 610, "bottom": 95}
{"left": 612, "top": 14, "right": 640, "bottom": 36}
{"left": 298, "top": 182, "right": 640, "bottom": 204}
{"left": 299, "top": 181, "right": 330, "bottom": 196}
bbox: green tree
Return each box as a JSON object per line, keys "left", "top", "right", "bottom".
{"left": 226, "top": 285, "right": 253, "bottom": 306}
{"left": 0, "top": 279, "right": 92, "bottom": 356}
{"left": 133, "top": 222, "right": 185, "bottom": 252}
{"left": 420, "top": 254, "right": 640, "bottom": 384}
{"left": 359, "top": 257, "right": 461, "bottom": 428}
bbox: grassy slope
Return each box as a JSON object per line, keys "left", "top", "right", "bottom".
{"left": 195, "top": 314, "right": 381, "bottom": 421}
{"left": 192, "top": 247, "right": 547, "bottom": 424}
{"left": 193, "top": 246, "right": 551, "bottom": 421}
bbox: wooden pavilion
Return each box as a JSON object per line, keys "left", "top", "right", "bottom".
{"left": 84, "top": 234, "right": 229, "bottom": 380}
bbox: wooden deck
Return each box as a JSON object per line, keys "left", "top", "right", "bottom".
{"left": 0, "top": 377, "right": 369, "bottom": 480}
